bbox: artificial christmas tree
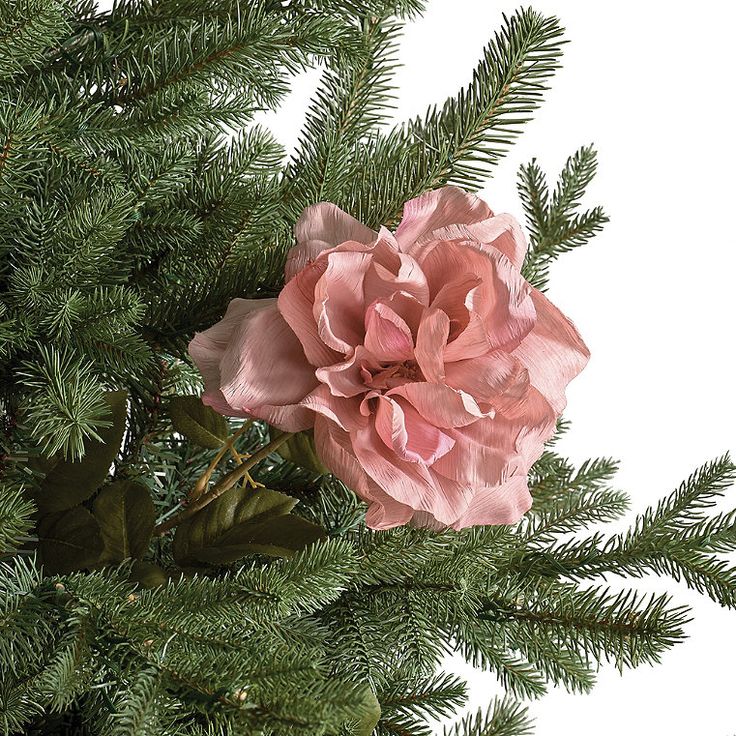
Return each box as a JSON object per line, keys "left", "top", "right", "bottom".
{"left": 1, "top": 2, "right": 734, "bottom": 734}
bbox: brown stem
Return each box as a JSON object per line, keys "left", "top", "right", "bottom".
{"left": 187, "top": 422, "right": 251, "bottom": 502}
{"left": 154, "top": 432, "right": 293, "bottom": 536}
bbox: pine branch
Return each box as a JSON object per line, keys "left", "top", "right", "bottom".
{"left": 282, "top": 11, "right": 405, "bottom": 215}
{"left": 519, "top": 145, "right": 608, "bottom": 289}
{"left": 481, "top": 581, "right": 690, "bottom": 671}
{"left": 17, "top": 346, "right": 112, "bottom": 460}
{"left": 444, "top": 699, "right": 533, "bottom": 736}
{"left": 343, "top": 8, "right": 566, "bottom": 228}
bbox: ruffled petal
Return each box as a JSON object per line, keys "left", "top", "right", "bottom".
{"left": 395, "top": 186, "right": 493, "bottom": 250}
{"left": 374, "top": 395, "right": 455, "bottom": 464}
{"left": 363, "top": 232, "right": 430, "bottom": 306}
{"left": 364, "top": 302, "right": 414, "bottom": 362}
{"left": 415, "top": 241, "right": 536, "bottom": 351}
{"left": 300, "top": 383, "right": 366, "bottom": 432}
{"left": 414, "top": 307, "right": 450, "bottom": 382}
{"left": 450, "top": 475, "right": 532, "bottom": 529}
{"left": 389, "top": 382, "right": 488, "bottom": 428}
{"left": 512, "top": 289, "right": 590, "bottom": 414}
{"left": 431, "top": 388, "right": 556, "bottom": 488}
{"left": 420, "top": 213, "right": 528, "bottom": 270}
{"left": 287, "top": 202, "right": 376, "bottom": 281}
{"left": 315, "top": 346, "right": 374, "bottom": 398}
{"left": 314, "top": 416, "right": 414, "bottom": 529}
{"left": 313, "top": 250, "right": 373, "bottom": 353}
{"left": 351, "top": 423, "right": 466, "bottom": 525}
{"left": 216, "top": 304, "right": 318, "bottom": 430}
{"left": 444, "top": 352, "right": 530, "bottom": 415}
{"left": 278, "top": 258, "right": 340, "bottom": 367}
{"left": 189, "top": 299, "right": 276, "bottom": 403}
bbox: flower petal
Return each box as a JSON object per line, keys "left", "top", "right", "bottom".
{"left": 414, "top": 307, "right": 450, "bottom": 382}
{"left": 278, "top": 258, "right": 340, "bottom": 367}
{"left": 415, "top": 241, "right": 536, "bottom": 352}
{"left": 216, "top": 304, "right": 318, "bottom": 431}
{"left": 364, "top": 302, "right": 414, "bottom": 362}
{"left": 313, "top": 250, "right": 373, "bottom": 353}
{"left": 512, "top": 289, "right": 590, "bottom": 414}
{"left": 431, "top": 388, "right": 556, "bottom": 488}
{"left": 374, "top": 395, "right": 455, "bottom": 464}
{"left": 395, "top": 186, "right": 493, "bottom": 250}
{"left": 364, "top": 231, "right": 430, "bottom": 306}
{"left": 314, "top": 416, "right": 414, "bottom": 529}
{"left": 189, "top": 299, "right": 274, "bottom": 388}
{"left": 351, "top": 423, "right": 466, "bottom": 525}
{"left": 444, "top": 351, "right": 530, "bottom": 415}
{"left": 300, "top": 384, "right": 366, "bottom": 432}
{"left": 450, "top": 475, "right": 533, "bottom": 529}
{"left": 389, "top": 382, "right": 487, "bottom": 428}
{"left": 421, "top": 213, "right": 528, "bottom": 270}
{"left": 315, "top": 346, "right": 374, "bottom": 398}
{"left": 287, "top": 202, "right": 376, "bottom": 281}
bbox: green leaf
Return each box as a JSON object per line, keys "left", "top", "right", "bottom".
{"left": 30, "top": 391, "right": 128, "bottom": 513}
{"left": 92, "top": 480, "right": 155, "bottom": 563}
{"left": 129, "top": 560, "right": 169, "bottom": 589}
{"left": 273, "top": 428, "right": 327, "bottom": 475}
{"left": 173, "top": 486, "right": 326, "bottom": 565}
{"left": 353, "top": 685, "right": 381, "bottom": 736}
{"left": 38, "top": 507, "right": 104, "bottom": 575}
{"left": 169, "top": 395, "right": 229, "bottom": 449}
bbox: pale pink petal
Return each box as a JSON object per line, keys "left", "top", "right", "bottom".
{"left": 364, "top": 232, "right": 430, "bottom": 305}
{"left": 431, "top": 389, "right": 556, "bottom": 488}
{"left": 420, "top": 213, "right": 528, "bottom": 270}
{"left": 189, "top": 299, "right": 276, "bottom": 402}
{"left": 374, "top": 395, "right": 455, "bottom": 464}
{"left": 278, "top": 259, "right": 340, "bottom": 367}
{"left": 512, "top": 289, "right": 590, "bottom": 414}
{"left": 389, "top": 382, "right": 487, "bottom": 428}
{"left": 313, "top": 250, "right": 373, "bottom": 353}
{"left": 351, "top": 423, "right": 466, "bottom": 525}
{"left": 395, "top": 186, "right": 493, "bottom": 250}
{"left": 300, "top": 384, "right": 366, "bottom": 432}
{"left": 377, "top": 291, "right": 425, "bottom": 337}
{"left": 287, "top": 202, "right": 376, "bottom": 281}
{"left": 314, "top": 416, "right": 414, "bottom": 529}
{"left": 450, "top": 475, "right": 533, "bottom": 529}
{"left": 364, "top": 302, "right": 414, "bottom": 362}
{"left": 315, "top": 346, "right": 374, "bottom": 398}
{"left": 430, "top": 275, "right": 480, "bottom": 331}
{"left": 216, "top": 304, "right": 318, "bottom": 431}
{"left": 443, "top": 311, "right": 490, "bottom": 363}
{"left": 414, "top": 308, "right": 450, "bottom": 382}
{"left": 444, "top": 352, "right": 530, "bottom": 415}
{"left": 415, "top": 241, "right": 536, "bottom": 352}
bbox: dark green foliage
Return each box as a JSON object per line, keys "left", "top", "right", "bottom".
{"left": 93, "top": 480, "right": 155, "bottom": 563}
{"left": 37, "top": 506, "right": 104, "bottom": 575}
{"left": 1, "top": 2, "right": 735, "bottom": 736}
{"left": 341, "top": 8, "right": 566, "bottom": 229}
{"left": 28, "top": 390, "right": 127, "bottom": 513}
{"left": 518, "top": 145, "right": 608, "bottom": 289}
{"left": 168, "top": 396, "right": 229, "bottom": 450}
{"left": 172, "top": 485, "right": 326, "bottom": 564}
{"left": 444, "top": 700, "right": 533, "bottom": 736}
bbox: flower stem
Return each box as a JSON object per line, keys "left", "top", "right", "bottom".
{"left": 187, "top": 421, "right": 251, "bottom": 502}
{"left": 154, "top": 432, "right": 293, "bottom": 536}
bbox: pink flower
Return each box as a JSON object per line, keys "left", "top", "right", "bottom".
{"left": 189, "top": 187, "right": 589, "bottom": 530}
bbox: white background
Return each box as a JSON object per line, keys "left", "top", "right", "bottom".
{"left": 99, "top": 0, "right": 736, "bottom": 732}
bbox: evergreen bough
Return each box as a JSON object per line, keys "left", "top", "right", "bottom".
{"left": 0, "top": 2, "right": 733, "bottom": 735}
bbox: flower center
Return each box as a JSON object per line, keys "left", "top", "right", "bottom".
{"left": 362, "top": 359, "right": 423, "bottom": 391}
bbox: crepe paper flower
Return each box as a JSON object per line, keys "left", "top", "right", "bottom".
{"left": 189, "top": 186, "right": 589, "bottom": 530}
